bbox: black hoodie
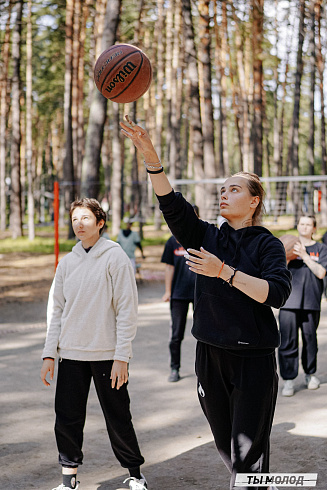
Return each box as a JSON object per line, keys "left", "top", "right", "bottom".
{"left": 157, "top": 191, "right": 292, "bottom": 355}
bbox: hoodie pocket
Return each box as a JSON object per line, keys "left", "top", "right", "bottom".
{"left": 192, "top": 291, "right": 261, "bottom": 348}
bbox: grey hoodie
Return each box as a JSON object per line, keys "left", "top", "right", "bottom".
{"left": 42, "top": 237, "right": 138, "bottom": 362}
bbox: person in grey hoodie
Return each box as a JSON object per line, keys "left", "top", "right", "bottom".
{"left": 120, "top": 116, "right": 291, "bottom": 490}
{"left": 41, "top": 198, "right": 147, "bottom": 490}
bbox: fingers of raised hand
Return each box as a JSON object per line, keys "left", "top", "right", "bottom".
{"left": 120, "top": 123, "right": 145, "bottom": 141}
{"left": 186, "top": 248, "right": 205, "bottom": 258}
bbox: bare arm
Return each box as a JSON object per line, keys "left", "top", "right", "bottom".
{"left": 120, "top": 116, "right": 172, "bottom": 196}
{"left": 185, "top": 247, "right": 269, "bottom": 304}
{"left": 162, "top": 264, "right": 175, "bottom": 302}
{"left": 294, "top": 242, "right": 326, "bottom": 279}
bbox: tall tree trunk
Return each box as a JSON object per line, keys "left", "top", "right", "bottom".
{"left": 81, "top": 0, "right": 121, "bottom": 199}
{"left": 220, "top": 2, "right": 229, "bottom": 175}
{"left": 230, "top": 2, "right": 245, "bottom": 171}
{"left": 198, "top": 0, "right": 217, "bottom": 220}
{"left": 181, "top": 0, "right": 204, "bottom": 214}
{"left": 72, "top": 0, "right": 82, "bottom": 190}
{"left": 63, "top": 0, "right": 75, "bottom": 237}
{"left": 213, "top": 3, "right": 223, "bottom": 177}
{"left": 252, "top": 0, "right": 264, "bottom": 176}
{"left": 0, "top": 0, "right": 12, "bottom": 230}
{"left": 26, "top": 0, "right": 35, "bottom": 240}
{"left": 111, "top": 103, "right": 122, "bottom": 236}
{"left": 152, "top": 0, "right": 165, "bottom": 230}
{"left": 10, "top": 0, "right": 23, "bottom": 239}
{"left": 316, "top": 0, "right": 327, "bottom": 226}
{"left": 287, "top": 0, "right": 305, "bottom": 227}
{"left": 306, "top": 0, "right": 316, "bottom": 214}
{"left": 165, "top": 0, "right": 174, "bottom": 177}
{"left": 273, "top": 6, "right": 293, "bottom": 220}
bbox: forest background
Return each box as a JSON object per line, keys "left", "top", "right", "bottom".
{"left": 0, "top": 0, "right": 327, "bottom": 243}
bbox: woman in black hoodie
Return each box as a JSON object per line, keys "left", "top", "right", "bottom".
{"left": 120, "top": 117, "right": 291, "bottom": 490}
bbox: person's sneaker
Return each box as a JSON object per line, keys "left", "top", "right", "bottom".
{"left": 123, "top": 474, "right": 148, "bottom": 490}
{"left": 305, "top": 374, "right": 320, "bottom": 390}
{"left": 281, "top": 380, "right": 294, "bottom": 397}
{"left": 168, "top": 369, "right": 180, "bottom": 382}
{"left": 52, "top": 484, "right": 79, "bottom": 490}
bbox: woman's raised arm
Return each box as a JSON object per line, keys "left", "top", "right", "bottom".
{"left": 120, "top": 115, "right": 173, "bottom": 197}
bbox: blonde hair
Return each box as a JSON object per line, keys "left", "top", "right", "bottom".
{"left": 231, "top": 171, "right": 266, "bottom": 225}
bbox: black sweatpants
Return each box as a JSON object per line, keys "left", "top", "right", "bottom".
{"left": 54, "top": 359, "right": 144, "bottom": 469}
{"left": 169, "top": 299, "right": 193, "bottom": 370}
{"left": 278, "top": 309, "right": 320, "bottom": 380}
{"left": 195, "top": 342, "right": 278, "bottom": 490}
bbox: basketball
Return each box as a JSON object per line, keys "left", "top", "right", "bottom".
{"left": 279, "top": 234, "right": 300, "bottom": 262}
{"left": 94, "top": 44, "right": 152, "bottom": 103}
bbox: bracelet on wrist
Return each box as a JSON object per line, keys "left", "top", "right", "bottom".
{"left": 217, "top": 261, "right": 225, "bottom": 279}
{"left": 227, "top": 266, "right": 238, "bottom": 287}
{"left": 144, "top": 159, "right": 161, "bottom": 168}
{"left": 146, "top": 166, "right": 164, "bottom": 174}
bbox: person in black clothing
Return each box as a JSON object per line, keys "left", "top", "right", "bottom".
{"left": 120, "top": 116, "right": 291, "bottom": 490}
{"left": 321, "top": 230, "right": 327, "bottom": 299}
{"left": 161, "top": 206, "right": 199, "bottom": 382}
{"left": 278, "top": 214, "right": 327, "bottom": 397}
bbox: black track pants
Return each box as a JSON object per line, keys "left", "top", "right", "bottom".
{"left": 278, "top": 309, "right": 320, "bottom": 380}
{"left": 54, "top": 359, "right": 144, "bottom": 469}
{"left": 195, "top": 341, "right": 278, "bottom": 490}
{"left": 169, "top": 299, "right": 193, "bottom": 370}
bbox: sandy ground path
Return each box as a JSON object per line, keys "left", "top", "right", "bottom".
{"left": 1, "top": 279, "right": 327, "bottom": 490}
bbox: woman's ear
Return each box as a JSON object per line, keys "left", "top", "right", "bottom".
{"left": 250, "top": 195, "right": 260, "bottom": 209}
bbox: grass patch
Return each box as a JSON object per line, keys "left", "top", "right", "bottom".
{"left": 0, "top": 236, "right": 75, "bottom": 254}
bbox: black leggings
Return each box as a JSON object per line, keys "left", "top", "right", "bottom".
{"left": 195, "top": 342, "right": 278, "bottom": 490}
{"left": 54, "top": 359, "right": 144, "bottom": 469}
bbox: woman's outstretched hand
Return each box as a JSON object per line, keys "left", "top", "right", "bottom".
{"left": 185, "top": 247, "right": 222, "bottom": 277}
{"left": 120, "top": 115, "right": 158, "bottom": 162}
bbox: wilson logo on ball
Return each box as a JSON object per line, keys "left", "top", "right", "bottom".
{"left": 103, "top": 61, "right": 138, "bottom": 96}
{"left": 94, "top": 43, "right": 152, "bottom": 104}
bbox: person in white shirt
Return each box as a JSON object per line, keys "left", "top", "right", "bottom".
{"left": 41, "top": 198, "right": 147, "bottom": 490}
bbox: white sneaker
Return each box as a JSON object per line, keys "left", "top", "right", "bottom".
{"left": 52, "top": 484, "right": 79, "bottom": 490}
{"left": 305, "top": 374, "right": 320, "bottom": 390}
{"left": 281, "top": 380, "right": 294, "bottom": 397}
{"left": 123, "top": 474, "right": 148, "bottom": 490}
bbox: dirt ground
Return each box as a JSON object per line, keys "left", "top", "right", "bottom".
{"left": 0, "top": 251, "right": 327, "bottom": 489}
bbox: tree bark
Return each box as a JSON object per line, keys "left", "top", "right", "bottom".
{"left": 198, "top": 0, "right": 217, "bottom": 221}
{"left": 316, "top": 0, "right": 327, "bottom": 226}
{"left": 252, "top": 0, "right": 264, "bottom": 176}
{"left": 63, "top": 0, "right": 75, "bottom": 237}
{"left": 181, "top": 0, "right": 204, "bottom": 214}
{"left": 81, "top": 0, "right": 121, "bottom": 199}
{"left": 9, "top": 0, "right": 23, "bottom": 239}
{"left": 26, "top": 0, "right": 35, "bottom": 240}
{"left": 287, "top": 0, "right": 305, "bottom": 227}
{"left": 0, "top": 0, "right": 12, "bottom": 231}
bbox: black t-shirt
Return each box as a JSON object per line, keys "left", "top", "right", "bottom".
{"left": 282, "top": 241, "right": 327, "bottom": 310}
{"left": 161, "top": 235, "right": 195, "bottom": 301}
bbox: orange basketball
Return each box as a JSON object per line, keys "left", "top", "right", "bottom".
{"left": 94, "top": 44, "right": 152, "bottom": 103}
{"left": 279, "top": 234, "right": 300, "bottom": 262}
